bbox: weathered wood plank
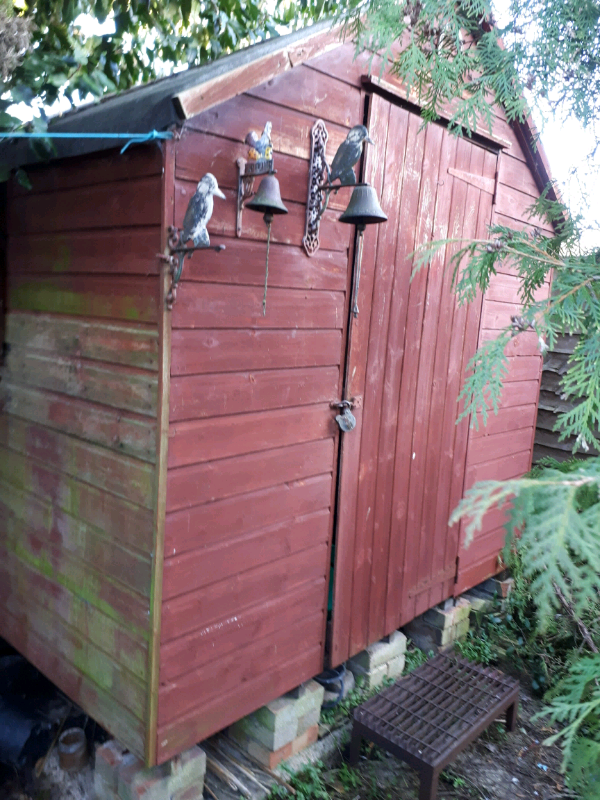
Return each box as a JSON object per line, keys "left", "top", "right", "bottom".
{"left": 160, "top": 580, "right": 324, "bottom": 683}
{"left": 480, "top": 328, "right": 541, "bottom": 357}
{"left": 1, "top": 585, "right": 147, "bottom": 719}
{"left": 5, "top": 313, "right": 159, "bottom": 370}
{"left": 466, "top": 427, "right": 533, "bottom": 466}
{"left": 484, "top": 272, "right": 548, "bottom": 304}
{"left": 170, "top": 366, "right": 339, "bottom": 421}
{"left": 164, "top": 474, "right": 332, "bottom": 562}
{"left": 0, "top": 604, "right": 146, "bottom": 758}
{"left": 158, "top": 613, "right": 323, "bottom": 727}
{"left": 0, "top": 554, "right": 148, "bottom": 679}
{"left": 168, "top": 405, "right": 334, "bottom": 468}
{"left": 498, "top": 379, "right": 541, "bottom": 408}
{"left": 0, "top": 414, "right": 154, "bottom": 509}
{"left": 4, "top": 347, "right": 158, "bottom": 416}
{"left": 171, "top": 328, "right": 342, "bottom": 375}
{"left": 1, "top": 384, "right": 157, "bottom": 462}
{"left": 163, "top": 233, "right": 347, "bottom": 291}
{"left": 173, "top": 180, "right": 351, "bottom": 253}
{"left": 156, "top": 647, "right": 322, "bottom": 763}
{"left": 505, "top": 355, "right": 543, "bottom": 383}
{"left": 167, "top": 439, "right": 334, "bottom": 510}
{"left": 8, "top": 228, "right": 161, "bottom": 276}
{"left": 161, "top": 546, "right": 327, "bottom": 642}
{"left": 164, "top": 507, "right": 329, "bottom": 597}
{"left": 245, "top": 64, "right": 359, "bottom": 128}
{"left": 172, "top": 282, "right": 345, "bottom": 331}
{"left": 0, "top": 515, "right": 150, "bottom": 632}
{"left": 0, "top": 444, "right": 154, "bottom": 554}
{"left": 184, "top": 93, "right": 350, "bottom": 163}
{"left": 465, "top": 449, "right": 533, "bottom": 485}
{"left": 9, "top": 176, "right": 162, "bottom": 234}
{"left": 498, "top": 152, "right": 540, "bottom": 198}
{"left": 8, "top": 275, "right": 159, "bottom": 323}
{"left": 471, "top": 403, "right": 537, "bottom": 438}
{"left": 10, "top": 146, "right": 163, "bottom": 197}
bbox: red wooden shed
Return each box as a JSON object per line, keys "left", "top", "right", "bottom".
{"left": 0, "top": 21, "right": 554, "bottom": 766}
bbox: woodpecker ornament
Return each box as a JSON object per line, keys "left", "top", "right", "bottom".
{"left": 328, "top": 125, "right": 374, "bottom": 186}
{"left": 245, "top": 121, "right": 273, "bottom": 161}
{"left": 175, "top": 173, "right": 226, "bottom": 283}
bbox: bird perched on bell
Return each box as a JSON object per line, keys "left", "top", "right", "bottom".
{"left": 245, "top": 121, "right": 273, "bottom": 161}
{"left": 175, "top": 173, "right": 225, "bottom": 284}
{"left": 327, "top": 125, "right": 374, "bottom": 186}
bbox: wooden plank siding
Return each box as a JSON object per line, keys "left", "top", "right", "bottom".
{"left": 454, "top": 147, "right": 551, "bottom": 594}
{"left": 157, "top": 61, "right": 355, "bottom": 762}
{"left": 0, "top": 145, "right": 163, "bottom": 759}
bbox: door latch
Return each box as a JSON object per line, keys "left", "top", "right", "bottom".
{"left": 331, "top": 400, "right": 356, "bottom": 432}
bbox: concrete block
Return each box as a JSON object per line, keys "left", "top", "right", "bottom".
{"left": 348, "top": 631, "right": 407, "bottom": 672}
{"left": 293, "top": 680, "right": 325, "bottom": 718}
{"left": 117, "top": 746, "right": 206, "bottom": 800}
{"left": 297, "top": 706, "right": 321, "bottom": 737}
{"left": 229, "top": 724, "right": 319, "bottom": 770}
{"left": 454, "top": 618, "right": 470, "bottom": 641}
{"left": 463, "top": 592, "right": 495, "bottom": 615}
{"left": 229, "top": 713, "right": 298, "bottom": 751}
{"left": 453, "top": 598, "right": 471, "bottom": 623}
{"left": 480, "top": 576, "right": 513, "bottom": 599}
{"left": 95, "top": 740, "right": 128, "bottom": 794}
{"left": 347, "top": 661, "right": 388, "bottom": 690}
{"left": 254, "top": 695, "right": 298, "bottom": 734}
{"left": 423, "top": 599, "right": 470, "bottom": 630}
{"left": 386, "top": 653, "right": 405, "bottom": 680}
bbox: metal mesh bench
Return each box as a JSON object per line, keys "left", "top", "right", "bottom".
{"left": 349, "top": 653, "right": 519, "bottom": 800}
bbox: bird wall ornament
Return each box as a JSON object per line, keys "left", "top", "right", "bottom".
{"left": 245, "top": 121, "right": 273, "bottom": 162}
{"left": 164, "top": 172, "right": 226, "bottom": 309}
{"left": 327, "top": 125, "right": 374, "bottom": 187}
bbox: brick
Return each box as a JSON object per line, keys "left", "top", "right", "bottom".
{"left": 347, "top": 661, "right": 388, "bottom": 690}
{"left": 229, "top": 724, "right": 319, "bottom": 770}
{"left": 95, "top": 740, "right": 128, "bottom": 793}
{"left": 348, "top": 631, "right": 407, "bottom": 672}
{"left": 386, "top": 654, "right": 405, "bottom": 680}
{"left": 117, "top": 746, "right": 206, "bottom": 800}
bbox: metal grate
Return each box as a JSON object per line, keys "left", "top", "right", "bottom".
{"left": 349, "top": 654, "right": 519, "bottom": 800}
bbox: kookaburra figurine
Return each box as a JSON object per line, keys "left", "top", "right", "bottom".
{"left": 327, "top": 125, "right": 374, "bottom": 186}
{"left": 175, "top": 173, "right": 225, "bottom": 284}
{"left": 245, "top": 121, "right": 273, "bottom": 161}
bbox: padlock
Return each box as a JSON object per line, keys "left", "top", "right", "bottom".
{"left": 335, "top": 407, "right": 357, "bottom": 432}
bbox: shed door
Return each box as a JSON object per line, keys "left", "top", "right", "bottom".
{"left": 330, "top": 94, "right": 498, "bottom": 666}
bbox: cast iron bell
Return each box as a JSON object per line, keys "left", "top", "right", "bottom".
{"left": 339, "top": 183, "right": 387, "bottom": 228}
{"left": 246, "top": 173, "right": 288, "bottom": 222}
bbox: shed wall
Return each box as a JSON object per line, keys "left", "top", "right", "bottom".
{"left": 0, "top": 147, "right": 163, "bottom": 757}
{"left": 157, "top": 59, "right": 357, "bottom": 763}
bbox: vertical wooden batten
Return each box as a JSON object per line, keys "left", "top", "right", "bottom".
{"left": 146, "top": 138, "right": 175, "bottom": 766}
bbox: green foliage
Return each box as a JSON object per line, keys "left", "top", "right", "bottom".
{"left": 455, "top": 627, "right": 496, "bottom": 665}
{"left": 319, "top": 674, "right": 394, "bottom": 727}
{"left": 403, "top": 643, "right": 432, "bottom": 673}
{"left": 269, "top": 762, "right": 329, "bottom": 800}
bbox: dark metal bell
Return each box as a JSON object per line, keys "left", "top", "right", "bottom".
{"left": 339, "top": 183, "right": 387, "bottom": 228}
{"left": 246, "top": 174, "right": 288, "bottom": 219}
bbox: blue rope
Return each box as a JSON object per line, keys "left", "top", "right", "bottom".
{"left": 0, "top": 129, "right": 173, "bottom": 154}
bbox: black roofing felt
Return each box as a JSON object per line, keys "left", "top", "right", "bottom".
{"left": 0, "top": 21, "right": 331, "bottom": 170}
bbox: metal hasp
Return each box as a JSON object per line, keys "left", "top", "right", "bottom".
{"left": 164, "top": 172, "right": 226, "bottom": 309}
{"left": 303, "top": 122, "right": 375, "bottom": 257}
{"left": 349, "top": 654, "right": 519, "bottom": 800}
{"left": 339, "top": 184, "right": 387, "bottom": 317}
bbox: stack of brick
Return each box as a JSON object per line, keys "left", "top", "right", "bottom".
{"left": 403, "top": 598, "right": 471, "bottom": 654}
{"left": 227, "top": 680, "right": 325, "bottom": 769}
{"left": 346, "top": 631, "right": 407, "bottom": 690}
{"left": 94, "top": 740, "right": 207, "bottom": 800}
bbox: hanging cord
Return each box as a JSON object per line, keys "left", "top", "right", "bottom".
{"left": 0, "top": 129, "right": 173, "bottom": 154}
{"left": 352, "top": 227, "right": 365, "bottom": 318}
{"left": 262, "top": 214, "right": 273, "bottom": 316}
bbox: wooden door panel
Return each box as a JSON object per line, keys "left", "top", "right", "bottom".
{"left": 330, "top": 95, "right": 498, "bottom": 665}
